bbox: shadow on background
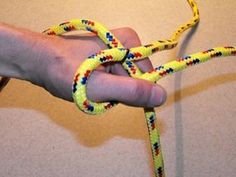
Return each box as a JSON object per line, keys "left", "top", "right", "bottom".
{"left": 1, "top": 21, "right": 236, "bottom": 175}
{"left": 0, "top": 79, "right": 154, "bottom": 147}
{"left": 1, "top": 72, "right": 235, "bottom": 148}
{"left": 174, "top": 23, "right": 199, "bottom": 177}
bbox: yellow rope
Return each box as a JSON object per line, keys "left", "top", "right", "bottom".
{"left": 42, "top": 0, "right": 235, "bottom": 176}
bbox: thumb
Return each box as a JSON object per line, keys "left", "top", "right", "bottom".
{"left": 87, "top": 70, "right": 167, "bottom": 108}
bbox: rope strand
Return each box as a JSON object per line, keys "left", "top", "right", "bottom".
{"left": 14, "top": 0, "right": 236, "bottom": 176}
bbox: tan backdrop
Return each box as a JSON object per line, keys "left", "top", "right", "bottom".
{"left": 0, "top": 0, "right": 235, "bottom": 177}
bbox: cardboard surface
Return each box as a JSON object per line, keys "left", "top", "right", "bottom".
{"left": 0, "top": 1, "right": 235, "bottom": 177}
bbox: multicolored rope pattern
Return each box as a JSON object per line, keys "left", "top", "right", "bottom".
{"left": 42, "top": 0, "right": 235, "bottom": 176}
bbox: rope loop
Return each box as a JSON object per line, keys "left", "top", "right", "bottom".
{"left": 42, "top": 1, "right": 236, "bottom": 176}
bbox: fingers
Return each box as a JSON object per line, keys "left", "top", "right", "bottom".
{"left": 86, "top": 29, "right": 164, "bottom": 108}
{"left": 108, "top": 27, "right": 154, "bottom": 76}
{"left": 87, "top": 70, "right": 166, "bottom": 108}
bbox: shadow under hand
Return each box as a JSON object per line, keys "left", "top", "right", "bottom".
{"left": 0, "top": 79, "right": 149, "bottom": 147}
{"left": 0, "top": 73, "right": 235, "bottom": 150}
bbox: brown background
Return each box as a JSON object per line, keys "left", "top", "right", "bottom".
{"left": 0, "top": 0, "right": 235, "bottom": 177}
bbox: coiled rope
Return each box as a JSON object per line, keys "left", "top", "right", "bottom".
{"left": 2, "top": 0, "right": 235, "bottom": 176}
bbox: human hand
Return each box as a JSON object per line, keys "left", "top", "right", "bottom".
{"left": 31, "top": 27, "right": 167, "bottom": 108}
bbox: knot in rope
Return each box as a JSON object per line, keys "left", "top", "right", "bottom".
{"left": 42, "top": 0, "right": 235, "bottom": 176}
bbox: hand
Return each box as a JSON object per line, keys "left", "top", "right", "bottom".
{"left": 30, "top": 27, "right": 167, "bottom": 108}
{"left": 0, "top": 24, "right": 166, "bottom": 108}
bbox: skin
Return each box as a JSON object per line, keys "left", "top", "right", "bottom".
{"left": 0, "top": 23, "right": 166, "bottom": 108}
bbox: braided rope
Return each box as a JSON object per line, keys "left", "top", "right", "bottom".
{"left": 42, "top": 0, "right": 235, "bottom": 176}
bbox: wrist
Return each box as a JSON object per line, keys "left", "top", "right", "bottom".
{"left": 0, "top": 23, "right": 47, "bottom": 84}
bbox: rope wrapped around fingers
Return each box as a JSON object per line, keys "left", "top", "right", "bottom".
{"left": 13, "top": 0, "right": 236, "bottom": 176}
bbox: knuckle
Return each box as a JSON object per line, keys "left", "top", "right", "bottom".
{"left": 122, "top": 27, "right": 141, "bottom": 48}
{"left": 113, "top": 27, "right": 141, "bottom": 48}
{"left": 123, "top": 27, "right": 139, "bottom": 37}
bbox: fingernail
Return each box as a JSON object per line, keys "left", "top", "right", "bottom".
{"left": 149, "top": 85, "right": 167, "bottom": 107}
